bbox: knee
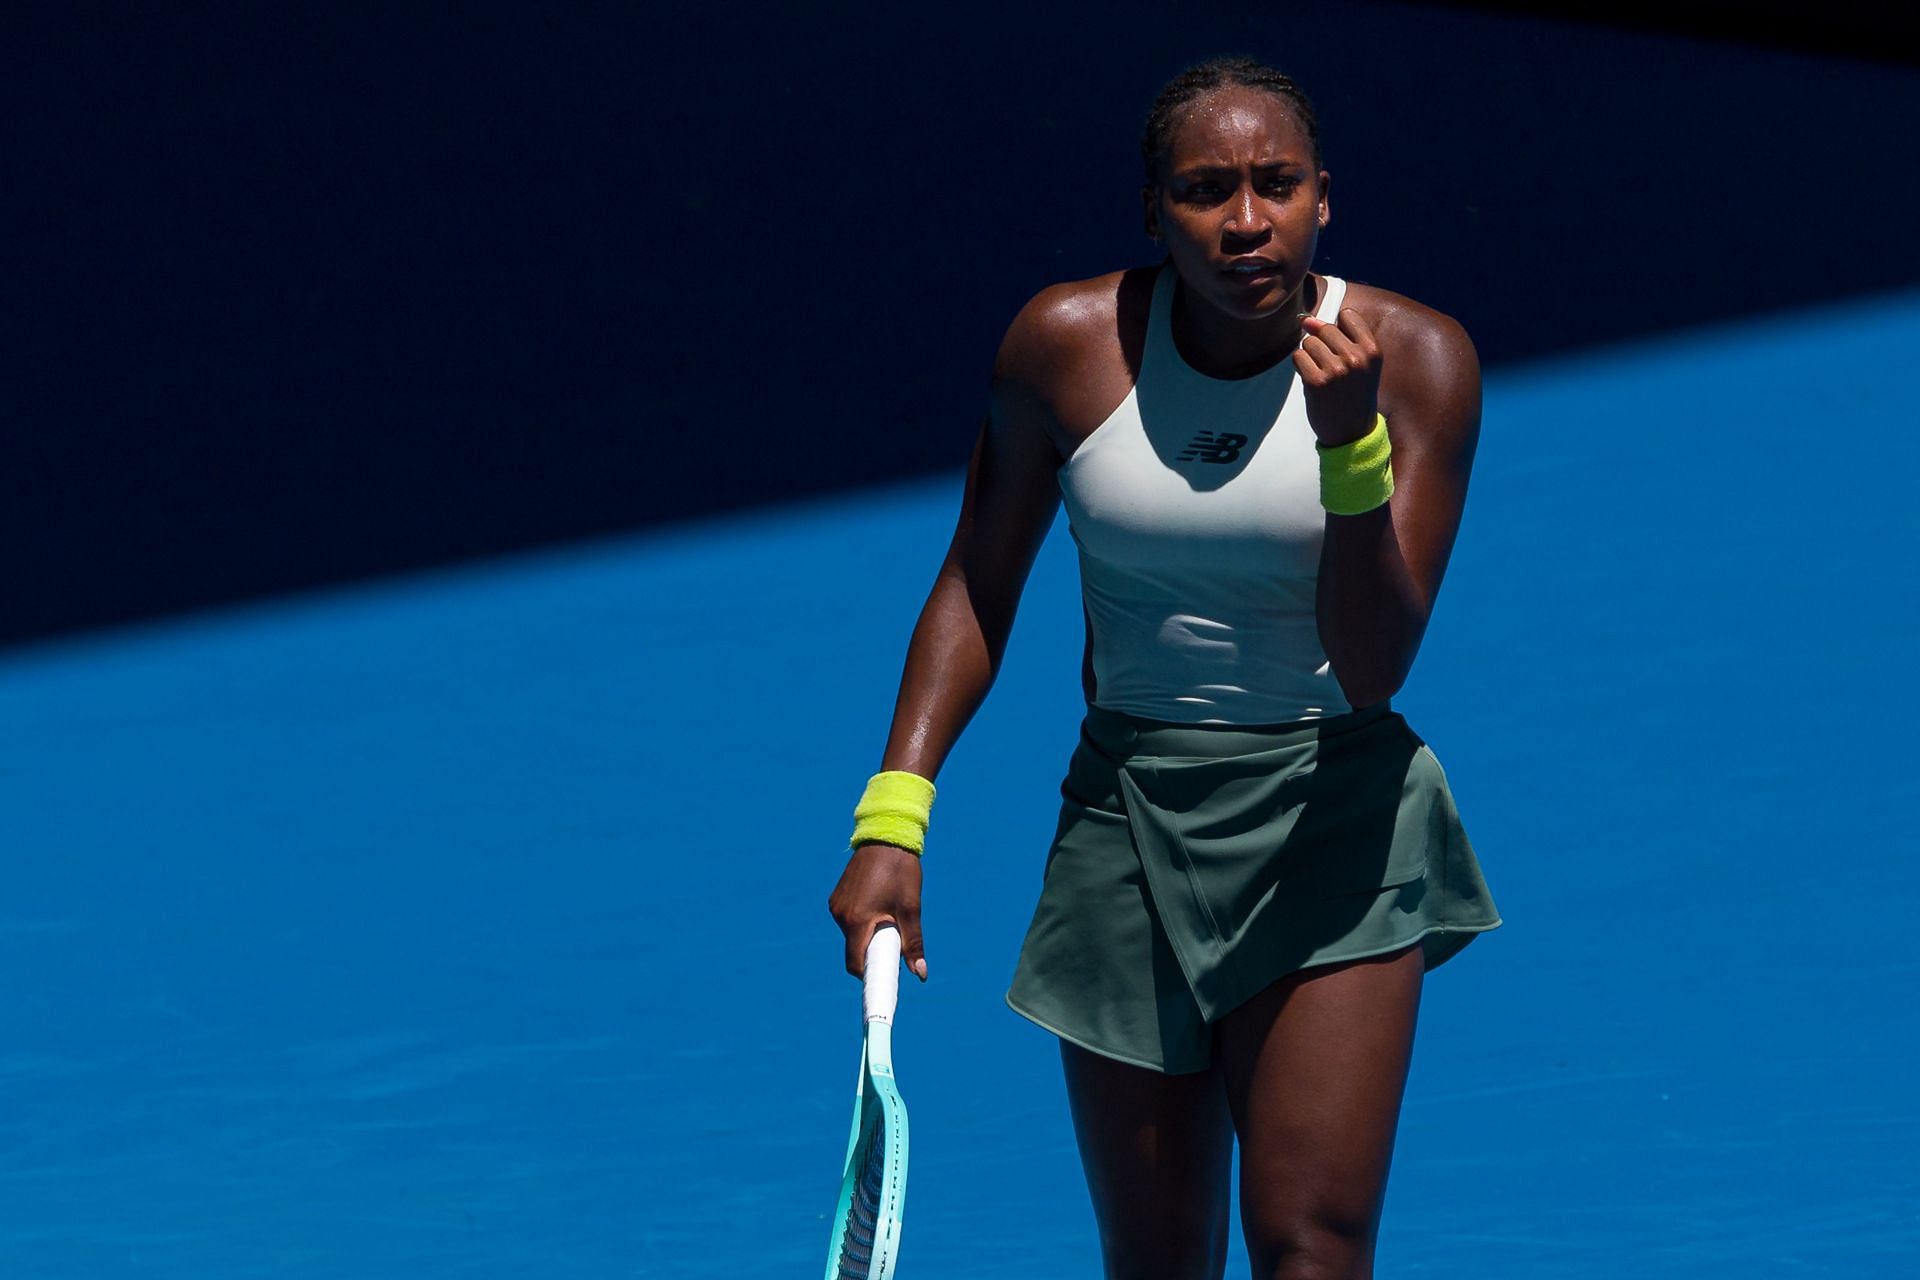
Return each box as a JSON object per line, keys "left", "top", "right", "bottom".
{"left": 1098, "top": 1202, "right": 1230, "bottom": 1280}
{"left": 1245, "top": 1214, "right": 1373, "bottom": 1280}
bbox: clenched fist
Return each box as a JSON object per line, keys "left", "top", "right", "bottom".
{"left": 1294, "top": 307, "right": 1382, "bottom": 448}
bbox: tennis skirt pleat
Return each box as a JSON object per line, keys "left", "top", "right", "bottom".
{"left": 1004, "top": 701, "right": 1502, "bottom": 1074}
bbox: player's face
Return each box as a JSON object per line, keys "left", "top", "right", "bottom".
{"left": 1143, "top": 87, "right": 1331, "bottom": 321}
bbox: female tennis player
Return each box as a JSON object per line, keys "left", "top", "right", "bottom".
{"left": 828, "top": 55, "right": 1502, "bottom": 1279}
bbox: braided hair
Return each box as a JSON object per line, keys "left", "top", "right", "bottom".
{"left": 1140, "top": 55, "right": 1322, "bottom": 189}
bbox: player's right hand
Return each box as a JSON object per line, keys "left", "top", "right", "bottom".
{"left": 828, "top": 843, "right": 927, "bottom": 982}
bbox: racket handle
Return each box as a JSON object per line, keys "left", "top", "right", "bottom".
{"left": 863, "top": 923, "right": 902, "bottom": 1025}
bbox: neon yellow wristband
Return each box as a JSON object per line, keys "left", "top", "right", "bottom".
{"left": 1317, "top": 413, "right": 1394, "bottom": 515}
{"left": 850, "top": 770, "right": 936, "bottom": 855}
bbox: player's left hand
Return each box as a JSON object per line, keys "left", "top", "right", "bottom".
{"left": 1295, "top": 308, "right": 1383, "bottom": 448}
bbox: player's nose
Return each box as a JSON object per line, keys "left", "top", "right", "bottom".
{"left": 1224, "top": 184, "right": 1269, "bottom": 238}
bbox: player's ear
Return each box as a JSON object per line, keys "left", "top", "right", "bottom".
{"left": 1141, "top": 184, "right": 1160, "bottom": 241}
{"left": 1316, "top": 169, "right": 1331, "bottom": 229}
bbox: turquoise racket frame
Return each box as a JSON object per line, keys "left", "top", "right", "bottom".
{"left": 825, "top": 925, "right": 909, "bottom": 1279}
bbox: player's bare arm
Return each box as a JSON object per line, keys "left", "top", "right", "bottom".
{"left": 826, "top": 287, "right": 1068, "bottom": 981}
{"left": 1306, "top": 287, "right": 1482, "bottom": 708}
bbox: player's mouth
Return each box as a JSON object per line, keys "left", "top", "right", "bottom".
{"left": 1221, "top": 258, "right": 1284, "bottom": 286}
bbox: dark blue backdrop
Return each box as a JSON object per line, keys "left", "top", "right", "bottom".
{"left": 7, "top": 0, "right": 1918, "bottom": 648}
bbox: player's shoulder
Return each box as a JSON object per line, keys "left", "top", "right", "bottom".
{"left": 1341, "top": 281, "right": 1481, "bottom": 441}
{"left": 1340, "top": 280, "right": 1478, "bottom": 378}
{"left": 992, "top": 265, "right": 1156, "bottom": 390}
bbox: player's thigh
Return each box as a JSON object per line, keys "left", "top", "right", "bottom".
{"left": 1060, "top": 1041, "right": 1235, "bottom": 1280}
{"left": 1214, "top": 943, "right": 1424, "bottom": 1279}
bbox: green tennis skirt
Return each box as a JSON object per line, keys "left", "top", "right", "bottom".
{"left": 1005, "top": 701, "right": 1502, "bottom": 1074}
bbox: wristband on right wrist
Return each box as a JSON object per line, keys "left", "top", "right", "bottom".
{"left": 850, "top": 770, "right": 937, "bottom": 855}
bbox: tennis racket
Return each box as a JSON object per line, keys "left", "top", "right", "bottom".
{"left": 823, "top": 922, "right": 910, "bottom": 1280}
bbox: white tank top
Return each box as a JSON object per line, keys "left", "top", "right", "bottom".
{"left": 1059, "top": 260, "right": 1351, "bottom": 724}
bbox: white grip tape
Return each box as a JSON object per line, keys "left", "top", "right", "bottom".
{"left": 862, "top": 924, "right": 902, "bottom": 1026}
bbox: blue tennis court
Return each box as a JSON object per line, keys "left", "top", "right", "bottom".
{"left": 5, "top": 290, "right": 1917, "bottom": 1276}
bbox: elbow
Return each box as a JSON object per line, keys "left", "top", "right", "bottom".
{"left": 1338, "top": 677, "right": 1401, "bottom": 712}
{"left": 1331, "top": 645, "right": 1419, "bottom": 711}
{"left": 1320, "top": 595, "right": 1430, "bottom": 711}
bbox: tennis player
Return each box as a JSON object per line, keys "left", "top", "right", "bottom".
{"left": 828, "top": 55, "right": 1502, "bottom": 1280}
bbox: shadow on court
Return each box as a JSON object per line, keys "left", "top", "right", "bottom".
{"left": 4, "top": 290, "right": 1917, "bottom": 1274}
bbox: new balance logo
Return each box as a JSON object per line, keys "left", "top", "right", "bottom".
{"left": 1176, "top": 431, "right": 1248, "bottom": 464}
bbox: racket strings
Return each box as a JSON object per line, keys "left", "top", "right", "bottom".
{"left": 836, "top": 1129, "right": 888, "bottom": 1279}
